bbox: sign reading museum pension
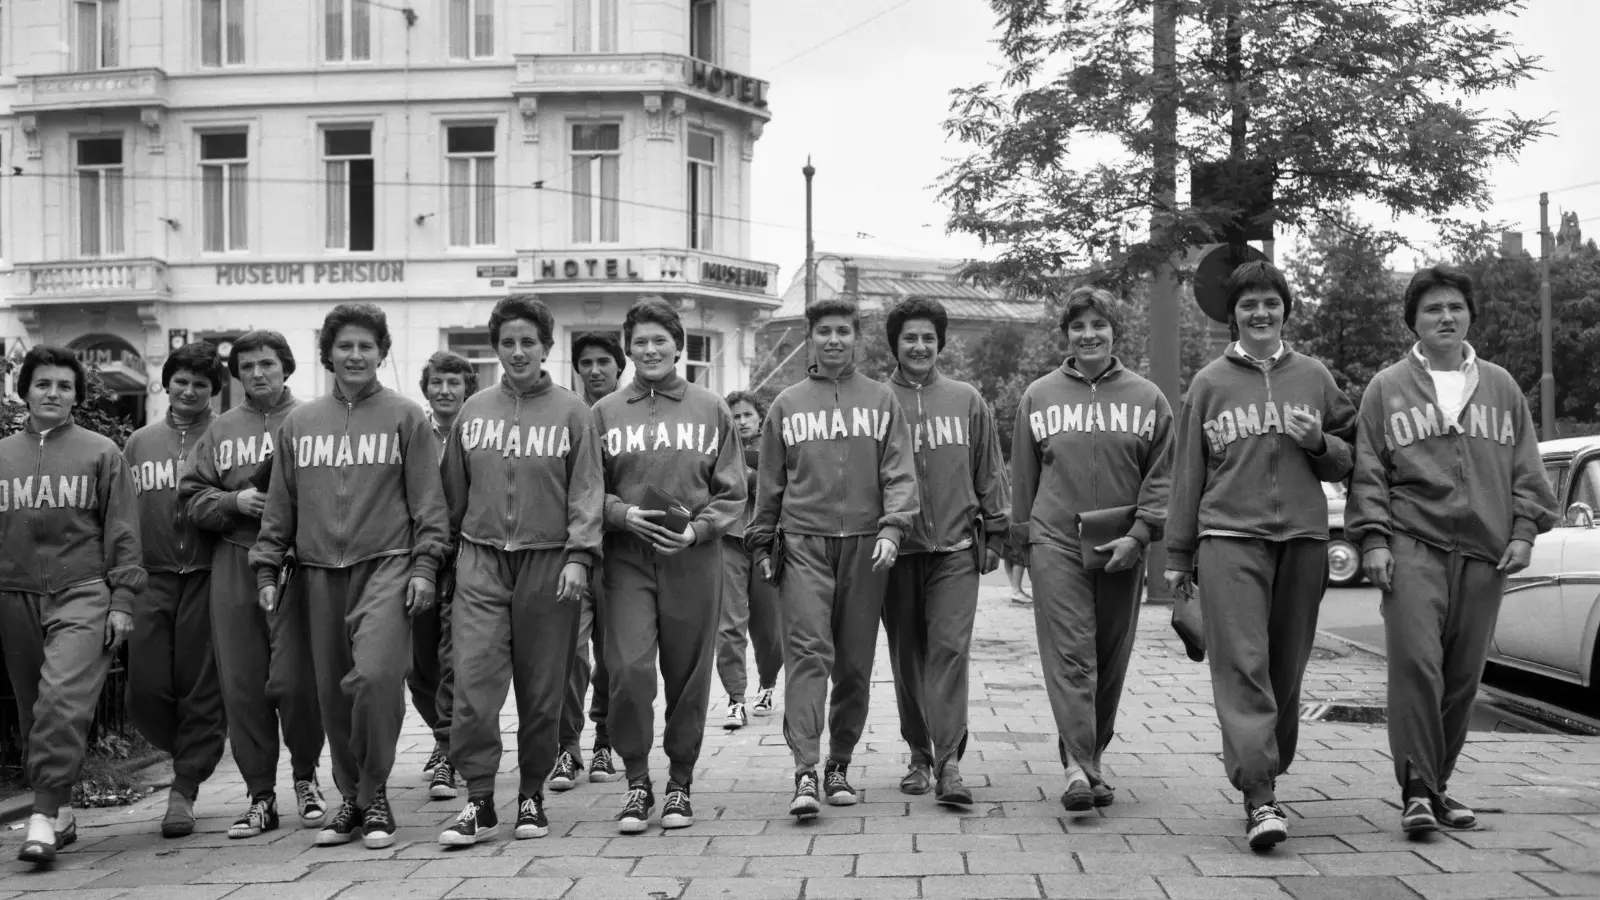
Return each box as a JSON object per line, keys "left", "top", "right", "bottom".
{"left": 215, "top": 261, "right": 406, "bottom": 286}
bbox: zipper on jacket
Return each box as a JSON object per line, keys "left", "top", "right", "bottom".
{"left": 175, "top": 423, "right": 190, "bottom": 569}
{"left": 1262, "top": 363, "right": 1280, "bottom": 525}
{"left": 506, "top": 394, "right": 522, "bottom": 550}
{"left": 34, "top": 432, "right": 48, "bottom": 591}
{"left": 338, "top": 399, "right": 354, "bottom": 566}
{"left": 1089, "top": 381, "right": 1100, "bottom": 508}
{"left": 834, "top": 378, "right": 846, "bottom": 537}
{"left": 913, "top": 381, "right": 933, "bottom": 543}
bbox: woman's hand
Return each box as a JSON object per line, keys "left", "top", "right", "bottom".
{"left": 1285, "top": 407, "right": 1326, "bottom": 453}
{"left": 406, "top": 577, "right": 436, "bottom": 617}
{"left": 258, "top": 584, "right": 278, "bottom": 614}
{"left": 624, "top": 506, "right": 680, "bottom": 545}
{"left": 651, "top": 525, "right": 696, "bottom": 557}
{"left": 759, "top": 557, "right": 775, "bottom": 584}
{"left": 1096, "top": 537, "right": 1144, "bottom": 573}
{"left": 871, "top": 538, "right": 899, "bottom": 572}
{"left": 557, "top": 563, "right": 588, "bottom": 602}
{"left": 1362, "top": 548, "right": 1394, "bottom": 591}
{"left": 981, "top": 548, "right": 1001, "bottom": 575}
{"left": 236, "top": 487, "right": 266, "bottom": 518}
{"left": 1496, "top": 539, "right": 1533, "bottom": 575}
{"left": 104, "top": 611, "right": 133, "bottom": 650}
{"left": 1163, "top": 569, "right": 1194, "bottom": 597}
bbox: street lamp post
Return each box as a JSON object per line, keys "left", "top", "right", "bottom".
{"left": 804, "top": 157, "right": 817, "bottom": 310}
{"left": 1539, "top": 192, "right": 1556, "bottom": 438}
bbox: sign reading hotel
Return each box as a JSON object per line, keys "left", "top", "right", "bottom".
{"left": 215, "top": 261, "right": 406, "bottom": 286}
{"left": 685, "top": 60, "right": 769, "bottom": 110}
{"left": 535, "top": 257, "right": 644, "bottom": 280}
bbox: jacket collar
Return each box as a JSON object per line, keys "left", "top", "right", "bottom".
{"left": 807, "top": 363, "right": 857, "bottom": 382}
{"left": 331, "top": 379, "right": 385, "bottom": 405}
{"left": 623, "top": 370, "right": 688, "bottom": 403}
{"left": 497, "top": 370, "right": 554, "bottom": 400}
{"left": 889, "top": 365, "right": 940, "bottom": 388}
{"left": 1061, "top": 356, "right": 1124, "bottom": 384}
{"left": 22, "top": 419, "right": 78, "bottom": 439}
{"left": 1409, "top": 341, "right": 1477, "bottom": 373}
{"left": 244, "top": 387, "right": 296, "bottom": 417}
{"left": 1224, "top": 341, "right": 1295, "bottom": 370}
{"left": 165, "top": 406, "right": 216, "bottom": 432}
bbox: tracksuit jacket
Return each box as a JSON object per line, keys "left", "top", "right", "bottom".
{"left": 887, "top": 368, "right": 1009, "bottom": 555}
{"left": 124, "top": 410, "right": 216, "bottom": 573}
{"left": 180, "top": 390, "right": 300, "bottom": 549}
{"left": 0, "top": 421, "right": 146, "bottom": 612}
{"left": 250, "top": 380, "right": 450, "bottom": 587}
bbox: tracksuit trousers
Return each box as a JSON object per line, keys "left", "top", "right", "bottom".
{"left": 882, "top": 550, "right": 980, "bottom": 774}
{"left": 1026, "top": 543, "right": 1143, "bottom": 785}
{"left": 1382, "top": 533, "right": 1505, "bottom": 794}
{"left": 450, "top": 543, "right": 579, "bottom": 799}
{"left": 1197, "top": 537, "right": 1328, "bottom": 806}
{"left": 300, "top": 555, "right": 412, "bottom": 807}
{"left": 602, "top": 535, "right": 721, "bottom": 787}
{"left": 780, "top": 534, "right": 889, "bottom": 770}
{"left": 408, "top": 576, "right": 454, "bottom": 752}
{"left": 127, "top": 570, "right": 226, "bottom": 795}
{"left": 717, "top": 535, "right": 784, "bottom": 703}
{"left": 0, "top": 581, "right": 114, "bottom": 817}
{"left": 559, "top": 572, "right": 610, "bottom": 765}
{"left": 210, "top": 541, "right": 324, "bottom": 798}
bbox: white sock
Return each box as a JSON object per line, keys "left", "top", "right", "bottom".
{"left": 1065, "top": 764, "right": 1087, "bottom": 787}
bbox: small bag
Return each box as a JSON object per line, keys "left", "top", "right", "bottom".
{"left": 640, "top": 485, "right": 694, "bottom": 535}
{"left": 249, "top": 454, "right": 274, "bottom": 492}
{"left": 1171, "top": 579, "right": 1206, "bottom": 663}
{"left": 1075, "top": 505, "right": 1140, "bottom": 570}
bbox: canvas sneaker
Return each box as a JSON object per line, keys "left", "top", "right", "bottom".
{"left": 661, "top": 783, "right": 694, "bottom": 829}
{"left": 315, "top": 797, "right": 363, "bottom": 846}
{"left": 589, "top": 746, "right": 621, "bottom": 783}
{"left": 1247, "top": 801, "right": 1289, "bottom": 849}
{"left": 790, "top": 770, "right": 820, "bottom": 819}
{"left": 824, "top": 761, "right": 858, "bottom": 806}
{"left": 723, "top": 699, "right": 747, "bottom": 731}
{"left": 515, "top": 793, "right": 549, "bottom": 839}
{"left": 362, "top": 787, "right": 397, "bottom": 849}
{"left": 295, "top": 777, "right": 328, "bottom": 827}
{"left": 229, "top": 793, "right": 280, "bottom": 840}
{"left": 439, "top": 797, "right": 500, "bottom": 846}
{"left": 616, "top": 780, "right": 654, "bottom": 834}
{"left": 752, "top": 686, "right": 776, "bottom": 717}
{"left": 549, "top": 750, "right": 580, "bottom": 792}
{"left": 429, "top": 761, "right": 459, "bottom": 801}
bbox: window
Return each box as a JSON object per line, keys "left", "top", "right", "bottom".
{"left": 1572, "top": 458, "right": 1600, "bottom": 520}
{"left": 446, "top": 125, "right": 495, "bottom": 247}
{"left": 447, "top": 332, "right": 500, "bottom": 388}
{"left": 324, "top": 128, "right": 375, "bottom": 251}
{"left": 325, "top": 0, "right": 371, "bottom": 62}
{"left": 448, "top": 0, "right": 493, "bottom": 58}
{"left": 571, "top": 124, "right": 619, "bottom": 244}
{"left": 683, "top": 333, "right": 715, "bottom": 387}
{"left": 73, "top": 0, "right": 119, "bottom": 71}
{"left": 573, "top": 0, "right": 615, "bottom": 52}
{"left": 201, "top": 133, "right": 248, "bottom": 252}
{"left": 201, "top": 0, "right": 245, "bottom": 66}
{"left": 689, "top": 0, "right": 717, "bottom": 63}
{"left": 687, "top": 130, "right": 716, "bottom": 250}
{"left": 76, "top": 138, "right": 125, "bottom": 257}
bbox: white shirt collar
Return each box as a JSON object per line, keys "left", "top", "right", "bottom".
{"left": 1411, "top": 342, "right": 1477, "bottom": 373}
{"left": 1231, "top": 341, "right": 1287, "bottom": 365}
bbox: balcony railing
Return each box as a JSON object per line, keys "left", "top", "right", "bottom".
{"left": 13, "top": 68, "right": 169, "bottom": 112}
{"left": 14, "top": 259, "right": 171, "bottom": 302}
{"left": 515, "top": 247, "right": 779, "bottom": 300}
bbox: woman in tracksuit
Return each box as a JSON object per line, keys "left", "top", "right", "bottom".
{"left": 1348, "top": 266, "right": 1557, "bottom": 835}
{"left": 122, "top": 341, "right": 227, "bottom": 839}
{"left": 747, "top": 296, "right": 919, "bottom": 819}
{"left": 1164, "top": 261, "right": 1356, "bottom": 850}
{"left": 0, "top": 346, "right": 144, "bottom": 864}
{"left": 593, "top": 298, "right": 745, "bottom": 834}
{"left": 180, "top": 330, "right": 327, "bottom": 840}
{"left": 1013, "top": 288, "right": 1172, "bottom": 814}
{"left": 251, "top": 303, "right": 450, "bottom": 851}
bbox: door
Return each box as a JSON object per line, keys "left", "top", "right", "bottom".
{"left": 1556, "top": 454, "right": 1600, "bottom": 681}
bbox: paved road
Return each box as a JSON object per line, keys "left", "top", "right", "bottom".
{"left": 2, "top": 577, "right": 1597, "bottom": 900}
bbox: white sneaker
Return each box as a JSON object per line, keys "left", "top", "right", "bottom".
{"left": 18, "top": 813, "right": 56, "bottom": 864}
{"left": 752, "top": 686, "right": 776, "bottom": 717}
{"left": 724, "top": 699, "right": 747, "bottom": 730}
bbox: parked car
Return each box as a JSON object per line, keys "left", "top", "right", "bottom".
{"left": 1324, "top": 480, "right": 1363, "bottom": 587}
{"left": 1488, "top": 436, "right": 1600, "bottom": 691}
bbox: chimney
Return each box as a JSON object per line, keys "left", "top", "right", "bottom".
{"left": 1500, "top": 231, "right": 1523, "bottom": 257}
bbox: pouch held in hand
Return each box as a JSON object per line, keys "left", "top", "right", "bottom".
{"left": 1075, "top": 505, "right": 1139, "bottom": 570}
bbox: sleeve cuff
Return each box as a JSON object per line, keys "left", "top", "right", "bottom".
{"left": 877, "top": 525, "right": 903, "bottom": 547}
{"left": 411, "top": 555, "right": 441, "bottom": 584}
{"left": 255, "top": 567, "right": 277, "bottom": 592}
{"left": 1511, "top": 517, "right": 1540, "bottom": 545}
{"left": 1166, "top": 549, "right": 1194, "bottom": 573}
{"left": 1127, "top": 519, "right": 1155, "bottom": 547}
{"left": 691, "top": 519, "right": 715, "bottom": 546}
{"left": 221, "top": 491, "right": 241, "bottom": 516}
{"left": 109, "top": 588, "right": 135, "bottom": 616}
{"left": 1360, "top": 534, "right": 1391, "bottom": 554}
{"left": 604, "top": 500, "right": 631, "bottom": 531}
{"left": 1009, "top": 523, "right": 1030, "bottom": 547}
{"left": 565, "top": 550, "right": 596, "bottom": 570}
{"left": 985, "top": 533, "right": 1005, "bottom": 558}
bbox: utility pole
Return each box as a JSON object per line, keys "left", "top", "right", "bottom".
{"left": 1147, "top": 0, "right": 1180, "bottom": 597}
{"left": 803, "top": 158, "right": 817, "bottom": 310}
{"left": 1539, "top": 192, "right": 1556, "bottom": 438}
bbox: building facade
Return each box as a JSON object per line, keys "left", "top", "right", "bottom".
{"left": 0, "top": 0, "right": 778, "bottom": 420}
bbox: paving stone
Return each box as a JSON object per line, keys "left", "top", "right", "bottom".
{"left": 518, "top": 856, "right": 636, "bottom": 877}
{"left": 1155, "top": 876, "right": 1293, "bottom": 899}
{"left": 1409, "top": 844, "right": 1557, "bottom": 873}
{"left": 218, "top": 886, "right": 350, "bottom": 900}
{"left": 1188, "top": 853, "right": 1320, "bottom": 877}
{"left": 1302, "top": 851, "right": 1436, "bottom": 876}
{"left": 1078, "top": 852, "right": 1197, "bottom": 876}
{"left": 966, "top": 851, "right": 1082, "bottom": 875}
{"left": 921, "top": 873, "right": 1043, "bottom": 897}
{"left": 853, "top": 851, "right": 966, "bottom": 876}
{"left": 1274, "top": 875, "right": 1419, "bottom": 900}
{"left": 747, "top": 854, "right": 854, "bottom": 877}
{"left": 802, "top": 875, "right": 920, "bottom": 898}
{"left": 440, "top": 877, "right": 573, "bottom": 899}
{"left": 630, "top": 856, "right": 748, "bottom": 877}
{"left": 811, "top": 833, "right": 913, "bottom": 855}
{"left": 563, "top": 875, "right": 687, "bottom": 900}
{"left": 1399, "top": 872, "right": 1551, "bottom": 899}
{"left": 195, "top": 862, "right": 312, "bottom": 883}
{"left": 1541, "top": 847, "right": 1600, "bottom": 873}
{"left": 303, "top": 859, "right": 428, "bottom": 880}
{"left": 915, "top": 833, "right": 1023, "bottom": 852}
{"left": 1037, "top": 874, "right": 1165, "bottom": 899}
{"left": 676, "top": 877, "right": 804, "bottom": 899}
{"left": 1525, "top": 871, "right": 1600, "bottom": 896}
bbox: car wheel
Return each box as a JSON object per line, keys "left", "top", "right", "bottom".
{"left": 1327, "top": 538, "right": 1363, "bottom": 587}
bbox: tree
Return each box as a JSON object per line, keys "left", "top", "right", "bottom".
{"left": 940, "top": 0, "right": 1548, "bottom": 291}
{"left": 1283, "top": 212, "right": 1413, "bottom": 401}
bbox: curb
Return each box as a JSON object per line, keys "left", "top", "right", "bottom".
{"left": 1317, "top": 628, "right": 1388, "bottom": 661}
{"left": 0, "top": 751, "right": 172, "bottom": 828}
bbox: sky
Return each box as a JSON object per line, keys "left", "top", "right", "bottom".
{"left": 746, "top": 0, "right": 1600, "bottom": 281}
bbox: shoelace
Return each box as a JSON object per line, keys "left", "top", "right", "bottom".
{"left": 555, "top": 751, "right": 576, "bottom": 774}
{"left": 593, "top": 748, "right": 613, "bottom": 768}
{"left": 621, "top": 787, "right": 650, "bottom": 815}
{"left": 241, "top": 798, "right": 272, "bottom": 828}
{"left": 519, "top": 797, "right": 541, "bottom": 819}
{"left": 295, "top": 781, "right": 323, "bottom": 811}
{"left": 1249, "top": 804, "right": 1283, "bottom": 825}
{"left": 425, "top": 745, "right": 447, "bottom": 770}
{"left": 456, "top": 800, "right": 485, "bottom": 825}
{"left": 665, "top": 789, "right": 688, "bottom": 810}
{"left": 825, "top": 770, "right": 849, "bottom": 791}
{"left": 367, "top": 793, "right": 393, "bottom": 825}
{"left": 797, "top": 773, "right": 819, "bottom": 795}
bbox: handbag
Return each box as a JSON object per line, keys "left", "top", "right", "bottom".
{"left": 1171, "top": 579, "right": 1206, "bottom": 662}
{"left": 1075, "top": 505, "right": 1139, "bottom": 570}
{"left": 639, "top": 485, "right": 694, "bottom": 535}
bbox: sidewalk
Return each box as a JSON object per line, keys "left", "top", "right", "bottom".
{"left": 1, "top": 586, "right": 1597, "bottom": 899}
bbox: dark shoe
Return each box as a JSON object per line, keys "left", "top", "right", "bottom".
{"left": 752, "top": 686, "right": 776, "bottom": 717}
{"left": 616, "top": 780, "right": 653, "bottom": 834}
{"left": 316, "top": 797, "right": 362, "bottom": 846}
{"left": 588, "top": 746, "right": 621, "bottom": 784}
{"left": 18, "top": 814, "right": 56, "bottom": 865}
{"left": 440, "top": 797, "right": 500, "bottom": 847}
{"left": 294, "top": 776, "right": 328, "bottom": 827}
{"left": 1061, "top": 775, "right": 1093, "bottom": 813}
{"left": 54, "top": 810, "right": 77, "bottom": 850}
{"left": 429, "top": 761, "right": 459, "bottom": 801}
{"left": 1402, "top": 796, "right": 1438, "bottom": 835}
{"left": 823, "top": 761, "right": 857, "bottom": 806}
{"left": 549, "top": 750, "right": 579, "bottom": 792}
{"left": 424, "top": 741, "right": 447, "bottom": 774}
{"left": 1432, "top": 793, "right": 1477, "bottom": 829}
{"left": 362, "top": 787, "right": 396, "bottom": 849}
{"left": 515, "top": 793, "right": 549, "bottom": 839}
{"left": 935, "top": 771, "right": 973, "bottom": 807}
{"left": 229, "top": 792, "right": 281, "bottom": 840}
{"left": 161, "top": 789, "right": 197, "bottom": 838}
{"left": 790, "top": 770, "right": 820, "bottom": 819}
{"left": 661, "top": 783, "right": 694, "bottom": 829}
{"left": 1092, "top": 783, "right": 1115, "bottom": 808}
{"left": 723, "top": 699, "right": 747, "bottom": 730}
{"left": 1247, "top": 802, "right": 1289, "bottom": 849}
{"left": 899, "top": 764, "right": 932, "bottom": 796}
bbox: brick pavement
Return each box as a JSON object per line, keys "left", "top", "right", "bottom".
{"left": 2, "top": 585, "right": 1598, "bottom": 899}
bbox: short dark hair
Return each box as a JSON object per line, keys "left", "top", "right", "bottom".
{"left": 488, "top": 294, "right": 556, "bottom": 349}
{"left": 571, "top": 331, "right": 627, "bottom": 374}
{"left": 162, "top": 341, "right": 225, "bottom": 393}
{"left": 319, "top": 303, "right": 392, "bottom": 371}
{"left": 886, "top": 296, "right": 949, "bottom": 351}
{"left": 805, "top": 297, "right": 860, "bottom": 332}
{"left": 725, "top": 390, "right": 768, "bottom": 421}
{"left": 623, "top": 298, "right": 685, "bottom": 351}
{"left": 1058, "top": 286, "right": 1124, "bottom": 340}
{"left": 1224, "top": 260, "right": 1295, "bottom": 327}
{"left": 1403, "top": 265, "right": 1477, "bottom": 332}
{"left": 419, "top": 351, "right": 479, "bottom": 397}
{"left": 17, "top": 345, "right": 87, "bottom": 405}
{"left": 227, "top": 330, "right": 296, "bottom": 380}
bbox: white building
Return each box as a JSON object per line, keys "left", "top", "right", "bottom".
{"left": 0, "top": 0, "right": 777, "bottom": 421}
